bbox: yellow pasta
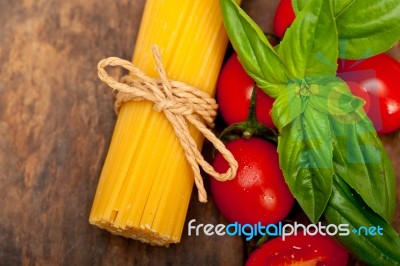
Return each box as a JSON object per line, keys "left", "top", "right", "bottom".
{"left": 89, "top": 0, "right": 239, "bottom": 246}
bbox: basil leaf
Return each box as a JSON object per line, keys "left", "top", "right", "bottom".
{"left": 324, "top": 175, "right": 400, "bottom": 265}
{"left": 292, "top": 0, "right": 400, "bottom": 59}
{"left": 330, "top": 108, "right": 396, "bottom": 222}
{"left": 293, "top": 0, "right": 362, "bottom": 17}
{"left": 220, "top": 0, "right": 287, "bottom": 92}
{"left": 336, "top": 0, "right": 400, "bottom": 59}
{"left": 279, "top": 0, "right": 338, "bottom": 79}
{"left": 271, "top": 83, "right": 302, "bottom": 129}
{"left": 291, "top": 0, "right": 306, "bottom": 14}
{"left": 310, "top": 78, "right": 396, "bottom": 222}
{"left": 278, "top": 107, "right": 334, "bottom": 223}
{"left": 309, "top": 78, "right": 364, "bottom": 115}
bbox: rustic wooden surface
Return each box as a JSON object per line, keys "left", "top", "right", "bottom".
{"left": 0, "top": 1, "right": 398, "bottom": 266}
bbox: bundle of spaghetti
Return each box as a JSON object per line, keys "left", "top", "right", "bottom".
{"left": 89, "top": 0, "right": 240, "bottom": 246}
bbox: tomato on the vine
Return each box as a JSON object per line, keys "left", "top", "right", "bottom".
{"left": 246, "top": 232, "right": 349, "bottom": 266}
{"left": 210, "top": 137, "right": 294, "bottom": 225}
{"left": 273, "top": 0, "right": 295, "bottom": 39}
{"left": 338, "top": 54, "right": 400, "bottom": 134}
{"left": 217, "top": 53, "right": 276, "bottom": 129}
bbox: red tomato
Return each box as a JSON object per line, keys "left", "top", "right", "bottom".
{"left": 337, "top": 54, "right": 400, "bottom": 134}
{"left": 210, "top": 137, "right": 294, "bottom": 225}
{"left": 246, "top": 233, "right": 349, "bottom": 266}
{"left": 273, "top": 0, "right": 296, "bottom": 39}
{"left": 217, "top": 53, "right": 276, "bottom": 129}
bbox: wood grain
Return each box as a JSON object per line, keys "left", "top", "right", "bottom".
{"left": 0, "top": 0, "right": 398, "bottom": 265}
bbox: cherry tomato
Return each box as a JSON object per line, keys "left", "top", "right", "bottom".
{"left": 210, "top": 137, "right": 294, "bottom": 225}
{"left": 273, "top": 0, "right": 296, "bottom": 39}
{"left": 337, "top": 54, "right": 400, "bottom": 134}
{"left": 246, "top": 232, "right": 349, "bottom": 266}
{"left": 217, "top": 53, "right": 276, "bottom": 129}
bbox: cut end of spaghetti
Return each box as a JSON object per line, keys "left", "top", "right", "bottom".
{"left": 89, "top": 217, "right": 179, "bottom": 247}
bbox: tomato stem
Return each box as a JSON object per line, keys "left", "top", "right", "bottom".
{"left": 254, "top": 234, "right": 269, "bottom": 248}
{"left": 219, "top": 87, "right": 278, "bottom": 143}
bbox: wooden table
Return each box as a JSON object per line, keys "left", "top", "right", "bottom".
{"left": 1, "top": 1, "right": 398, "bottom": 265}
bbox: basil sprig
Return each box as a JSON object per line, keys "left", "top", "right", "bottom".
{"left": 292, "top": 0, "right": 400, "bottom": 59}
{"left": 220, "top": 0, "right": 397, "bottom": 224}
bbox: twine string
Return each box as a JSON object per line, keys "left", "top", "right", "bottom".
{"left": 97, "top": 45, "right": 238, "bottom": 202}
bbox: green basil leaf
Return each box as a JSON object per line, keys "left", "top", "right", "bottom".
{"left": 278, "top": 107, "right": 334, "bottom": 223}
{"left": 291, "top": 0, "right": 306, "bottom": 14}
{"left": 220, "top": 0, "right": 287, "bottom": 92}
{"left": 292, "top": 0, "right": 362, "bottom": 17}
{"left": 324, "top": 175, "right": 400, "bottom": 265}
{"left": 272, "top": 83, "right": 303, "bottom": 130}
{"left": 329, "top": 109, "right": 396, "bottom": 222}
{"left": 259, "top": 84, "right": 284, "bottom": 99}
{"left": 336, "top": 0, "right": 400, "bottom": 59}
{"left": 309, "top": 78, "right": 364, "bottom": 115}
{"left": 280, "top": 0, "right": 338, "bottom": 79}
{"left": 292, "top": 0, "right": 400, "bottom": 59}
